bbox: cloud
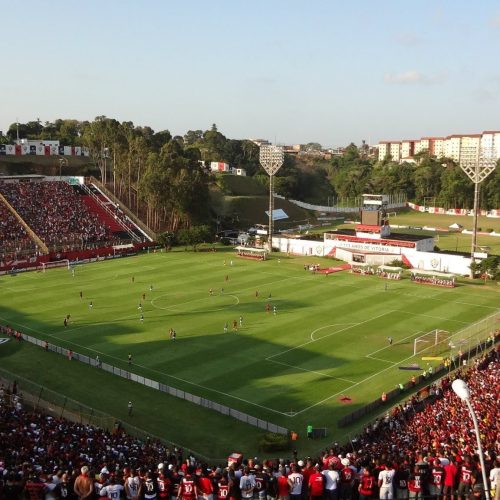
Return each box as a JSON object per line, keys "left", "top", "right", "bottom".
{"left": 384, "top": 71, "right": 447, "bottom": 85}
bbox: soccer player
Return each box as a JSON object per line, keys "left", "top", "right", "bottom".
{"left": 225, "top": 274, "right": 229, "bottom": 281}
{"left": 79, "top": 291, "right": 83, "bottom": 299}
{"left": 273, "top": 305, "right": 277, "bottom": 315}
{"left": 171, "top": 330, "right": 176, "bottom": 341}
{"left": 131, "top": 276, "right": 135, "bottom": 283}
{"left": 255, "top": 290, "right": 259, "bottom": 298}
{"left": 138, "top": 303, "right": 142, "bottom": 311}
{"left": 149, "top": 285, "right": 153, "bottom": 292}
{"left": 209, "top": 288, "right": 213, "bottom": 296}
{"left": 224, "top": 322, "right": 228, "bottom": 333}
{"left": 95, "top": 355, "right": 100, "bottom": 367}
{"left": 140, "top": 313, "right": 144, "bottom": 322}
{"left": 142, "top": 293, "right": 146, "bottom": 301}
{"left": 239, "top": 315, "right": 243, "bottom": 327}
{"left": 64, "top": 317, "right": 68, "bottom": 328}
{"left": 387, "top": 337, "right": 393, "bottom": 345}
{"left": 266, "top": 303, "right": 270, "bottom": 314}
{"left": 128, "top": 401, "right": 133, "bottom": 416}
{"left": 128, "top": 353, "right": 132, "bottom": 365}
{"left": 232, "top": 319, "right": 238, "bottom": 331}
{"left": 89, "top": 301, "right": 93, "bottom": 310}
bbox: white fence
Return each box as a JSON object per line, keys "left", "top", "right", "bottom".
{"left": 274, "top": 193, "right": 406, "bottom": 213}
{"left": 21, "top": 334, "right": 288, "bottom": 436}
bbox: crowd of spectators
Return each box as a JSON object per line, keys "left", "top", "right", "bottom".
{"left": 0, "top": 347, "right": 498, "bottom": 500}
{"left": 0, "top": 181, "right": 118, "bottom": 253}
{"left": 0, "top": 202, "right": 39, "bottom": 265}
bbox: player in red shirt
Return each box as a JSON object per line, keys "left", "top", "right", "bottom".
{"left": 308, "top": 465, "right": 325, "bottom": 500}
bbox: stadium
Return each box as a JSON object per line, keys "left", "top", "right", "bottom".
{"left": 1, "top": 167, "right": 499, "bottom": 500}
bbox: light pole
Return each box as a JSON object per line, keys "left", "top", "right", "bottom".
{"left": 259, "top": 145, "right": 284, "bottom": 252}
{"left": 451, "top": 379, "right": 490, "bottom": 500}
{"left": 459, "top": 147, "right": 496, "bottom": 277}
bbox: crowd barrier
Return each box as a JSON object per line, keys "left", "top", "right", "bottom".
{"left": 19, "top": 334, "right": 289, "bottom": 436}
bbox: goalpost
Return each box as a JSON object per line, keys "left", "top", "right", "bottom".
{"left": 413, "top": 329, "right": 451, "bottom": 356}
{"left": 40, "top": 259, "right": 71, "bottom": 272}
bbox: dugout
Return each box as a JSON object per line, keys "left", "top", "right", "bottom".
{"left": 377, "top": 265, "right": 402, "bottom": 280}
{"left": 410, "top": 269, "right": 455, "bottom": 288}
{"left": 235, "top": 246, "right": 267, "bottom": 260}
{"left": 351, "top": 262, "right": 375, "bottom": 275}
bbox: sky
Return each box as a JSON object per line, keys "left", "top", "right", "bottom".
{"left": 1, "top": 0, "right": 499, "bottom": 147}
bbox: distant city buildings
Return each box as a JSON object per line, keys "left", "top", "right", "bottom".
{"left": 377, "top": 131, "right": 500, "bottom": 163}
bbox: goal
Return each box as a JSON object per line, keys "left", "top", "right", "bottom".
{"left": 413, "top": 329, "right": 451, "bottom": 357}
{"left": 40, "top": 259, "right": 70, "bottom": 272}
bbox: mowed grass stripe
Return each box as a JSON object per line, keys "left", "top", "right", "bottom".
{"left": 0, "top": 250, "right": 498, "bottom": 449}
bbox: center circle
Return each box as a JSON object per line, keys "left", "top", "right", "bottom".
{"left": 151, "top": 292, "right": 239, "bottom": 314}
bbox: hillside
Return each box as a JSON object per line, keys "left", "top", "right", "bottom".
{"left": 0, "top": 155, "right": 97, "bottom": 176}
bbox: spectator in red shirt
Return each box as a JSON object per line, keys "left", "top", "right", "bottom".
{"left": 309, "top": 465, "right": 325, "bottom": 500}
{"left": 358, "top": 468, "right": 376, "bottom": 500}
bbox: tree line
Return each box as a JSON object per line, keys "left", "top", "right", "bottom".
{"left": 3, "top": 120, "right": 499, "bottom": 235}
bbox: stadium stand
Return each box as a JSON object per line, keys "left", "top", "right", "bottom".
{"left": 0, "top": 202, "right": 38, "bottom": 265}
{"left": 0, "top": 345, "right": 497, "bottom": 500}
{"left": 0, "top": 180, "right": 119, "bottom": 252}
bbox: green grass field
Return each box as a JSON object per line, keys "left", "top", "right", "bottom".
{"left": 0, "top": 249, "right": 498, "bottom": 458}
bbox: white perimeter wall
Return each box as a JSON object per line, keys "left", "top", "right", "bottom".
{"left": 273, "top": 236, "right": 472, "bottom": 275}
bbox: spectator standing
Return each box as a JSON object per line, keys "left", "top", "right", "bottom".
{"left": 378, "top": 464, "right": 395, "bottom": 500}
{"left": 359, "top": 468, "right": 376, "bottom": 500}
{"left": 240, "top": 467, "right": 256, "bottom": 500}
{"left": 74, "top": 467, "right": 94, "bottom": 500}
{"left": 287, "top": 464, "right": 303, "bottom": 500}
{"left": 309, "top": 465, "right": 325, "bottom": 500}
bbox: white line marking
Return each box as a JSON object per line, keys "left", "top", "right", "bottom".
{"left": 266, "top": 358, "right": 356, "bottom": 384}
{"left": 366, "top": 330, "right": 423, "bottom": 357}
{"left": 398, "top": 311, "right": 469, "bottom": 324}
{"left": 293, "top": 347, "right": 429, "bottom": 416}
{"left": 267, "top": 310, "right": 394, "bottom": 361}
{"left": 310, "top": 323, "right": 358, "bottom": 341}
{"left": 150, "top": 293, "right": 240, "bottom": 313}
{"left": 0, "top": 315, "right": 289, "bottom": 416}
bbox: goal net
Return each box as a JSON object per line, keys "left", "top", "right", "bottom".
{"left": 40, "top": 259, "right": 70, "bottom": 272}
{"left": 413, "top": 329, "right": 451, "bottom": 357}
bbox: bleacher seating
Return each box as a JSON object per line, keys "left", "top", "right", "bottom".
{"left": 0, "top": 180, "right": 119, "bottom": 253}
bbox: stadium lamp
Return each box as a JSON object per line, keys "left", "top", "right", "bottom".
{"left": 451, "top": 379, "right": 490, "bottom": 500}
{"left": 459, "top": 147, "right": 496, "bottom": 277}
{"left": 259, "top": 145, "right": 284, "bottom": 252}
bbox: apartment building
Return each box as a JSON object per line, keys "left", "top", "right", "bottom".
{"left": 378, "top": 131, "right": 500, "bottom": 163}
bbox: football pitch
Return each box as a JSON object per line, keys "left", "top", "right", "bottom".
{"left": 0, "top": 249, "right": 498, "bottom": 457}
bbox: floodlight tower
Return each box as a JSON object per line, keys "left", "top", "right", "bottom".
{"left": 459, "top": 147, "right": 497, "bottom": 277}
{"left": 259, "top": 145, "right": 284, "bottom": 252}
